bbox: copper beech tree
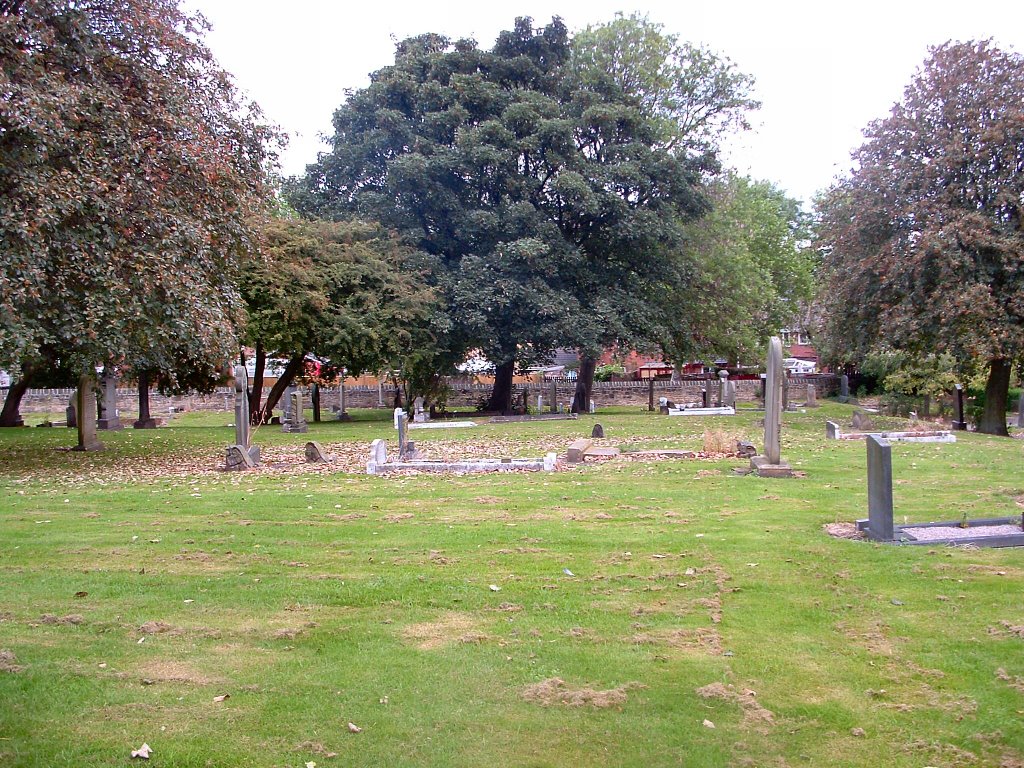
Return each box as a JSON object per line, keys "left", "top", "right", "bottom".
{"left": 0, "top": 0, "right": 278, "bottom": 418}
{"left": 817, "top": 41, "right": 1024, "bottom": 435}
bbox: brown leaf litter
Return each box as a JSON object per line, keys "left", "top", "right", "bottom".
{"left": 990, "top": 621, "right": 1024, "bottom": 640}
{"left": 824, "top": 522, "right": 864, "bottom": 540}
{"left": 996, "top": 668, "right": 1024, "bottom": 693}
{"left": 40, "top": 613, "right": 85, "bottom": 626}
{"left": 521, "top": 677, "right": 645, "bottom": 708}
{"left": 0, "top": 649, "right": 24, "bottom": 673}
{"left": 696, "top": 682, "right": 775, "bottom": 729}
{"left": 632, "top": 627, "right": 723, "bottom": 655}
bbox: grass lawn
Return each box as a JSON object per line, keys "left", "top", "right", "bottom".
{"left": 1, "top": 403, "right": 1022, "bottom": 767}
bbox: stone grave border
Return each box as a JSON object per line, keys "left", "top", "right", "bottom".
{"left": 826, "top": 421, "right": 955, "bottom": 443}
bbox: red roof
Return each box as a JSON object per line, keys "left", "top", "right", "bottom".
{"left": 788, "top": 344, "right": 818, "bottom": 361}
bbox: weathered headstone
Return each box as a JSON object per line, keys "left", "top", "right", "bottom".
{"left": 591, "top": 423, "right": 604, "bottom": 438}
{"left": 74, "top": 375, "right": 103, "bottom": 451}
{"left": 304, "top": 441, "right": 333, "bottom": 463}
{"left": 549, "top": 380, "right": 558, "bottom": 414}
{"left": 371, "top": 438, "right": 387, "bottom": 465}
{"left": 750, "top": 337, "right": 792, "bottom": 477}
{"left": 1018, "top": 392, "right": 1024, "bottom": 429}
{"left": 782, "top": 375, "right": 791, "bottom": 411}
{"left": 826, "top": 421, "right": 840, "bottom": 440}
{"left": 396, "top": 408, "right": 411, "bottom": 459}
{"left": 717, "top": 370, "right": 729, "bottom": 407}
{"left": 806, "top": 384, "right": 818, "bottom": 407}
{"left": 701, "top": 388, "right": 710, "bottom": 408}
{"left": 282, "top": 384, "right": 296, "bottom": 422}
{"left": 851, "top": 410, "right": 873, "bottom": 431}
{"left": 66, "top": 396, "right": 77, "bottom": 429}
{"left": 97, "top": 370, "right": 123, "bottom": 430}
{"left": 226, "top": 364, "right": 259, "bottom": 470}
{"left": 337, "top": 381, "right": 352, "bottom": 421}
{"left": 952, "top": 384, "right": 967, "bottom": 431}
{"left": 839, "top": 374, "right": 850, "bottom": 400}
{"left": 736, "top": 441, "right": 757, "bottom": 458}
{"left": 648, "top": 379, "right": 655, "bottom": 412}
{"left": 759, "top": 373, "right": 767, "bottom": 402}
{"left": 413, "top": 396, "right": 429, "bottom": 423}
{"left": 865, "top": 435, "right": 894, "bottom": 541}
{"left": 589, "top": 399, "right": 596, "bottom": 414}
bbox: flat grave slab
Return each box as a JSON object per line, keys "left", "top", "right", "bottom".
{"left": 665, "top": 406, "right": 736, "bottom": 417}
{"left": 408, "top": 420, "right": 478, "bottom": 429}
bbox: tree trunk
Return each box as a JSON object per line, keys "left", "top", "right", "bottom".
{"left": 978, "top": 357, "right": 1011, "bottom": 436}
{"left": 255, "top": 353, "right": 305, "bottom": 424}
{"left": 249, "top": 341, "right": 266, "bottom": 421}
{"left": 133, "top": 370, "right": 157, "bottom": 428}
{"left": 485, "top": 360, "right": 515, "bottom": 414}
{"left": 571, "top": 355, "right": 597, "bottom": 414}
{"left": 311, "top": 383, "right": 321, "bottom": 422}
{"left": 0, "top": 375, "right": 30, "bottom": 427}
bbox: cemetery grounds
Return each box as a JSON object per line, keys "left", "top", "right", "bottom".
{"left": 0, "top": 403, "right": 1022, "bottom": 767}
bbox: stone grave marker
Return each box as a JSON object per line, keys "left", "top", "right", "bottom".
{"left": 865, "top": 434, "right": 894, "bottom": 541}
{"left": 337, "top": 381, "right": 352, "bottom": 421}
{"left": 648, "top": 379, "right": 655, "bottom": 412}
{"left": 852, "top": 410, "right": 873, "bottom": 431}
{"left": 591, "top": 423, "right": 604, "bottom": 438}
{"left": 952, "top": 384, "right": 968, "bottom": 430}
{"left": 226, "top": 364, "right": 259, "bottom": 470}
{"left": 305, "top": 441, "right": 334, "bottom": 463}
{"left": 97, "top": 370, "right": 123, "bottom": 430}
{"left": 806, "top": 384, "right": 818, "bottom": 407}
{"left": 549, "top": 380, "right": 557, "bottom": 413}
{"left": 413, "top": 396, "right": 429, "bottom": 423}
{"left": 1018, "top": 392, "right": 1024, "bottom": 429}
{"left": 716, "top": 370, "right": 728, "bottom": 407}
{"left": 839, "top": 374, "right": 850, "bottom": 401}
{"left": 74, "top": 375, "right": 103, "bottom": 451}
{"left": 749, "top": 336, "right": 792, "bottom": 477}
{"left": 395, "top": 408, "right": 414, "bottom": 459}
{"left": 66, "top": 395, "right": 77, "bottom": 429}
{"left": 311, "top": 383, "right": 321, "bottom": 423}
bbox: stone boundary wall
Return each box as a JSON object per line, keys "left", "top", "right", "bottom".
{"left": 12, "top": 375, "right": 839, "bottom": 416}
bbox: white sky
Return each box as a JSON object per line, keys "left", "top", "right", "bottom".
{"left": 188, "top": 0, "right": 1024, "bottom": 206}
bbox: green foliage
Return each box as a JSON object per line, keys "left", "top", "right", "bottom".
{"left": 0, "top": 0, "right": 279, "bottom": 375}
{"left": 593, "top": 364, "right": 625, "bottom": 381}
{"left": 240, "top": 218, "right": 439, "bottom": 377}
{"left": 860, "top": 349, "right": 958, "bottom": 399}
{"left": 662, "top": 174, "right": 813, "bottom": 365}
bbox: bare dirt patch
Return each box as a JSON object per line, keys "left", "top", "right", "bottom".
{"left": 139, "top": 620, "right": 178, "bottom": 635}
{"left": 990, "top": 621, "right": 1024, "bottom": 640}
{"left": 996, "top": 668, "right": 1024, "bottom": 693}
{"left": 400, "top": 612, "right": 482, "bottom": 650}
{"left": 137, "top": 659, "right": 221, "bottom": 686}
{"left": 382, "top": 513, "right": 414, "bottom": 523}
{"left": 40, "top": 613, "right": 84, "bottom": 626}
{"left": 521, "top": 677, "right": 644, "bottom": 708}
{"left": 696, "top": 682, "right": 775, "bottom": 729}
{"left": 0, "top": 649, "right": 24, "bottom": 673}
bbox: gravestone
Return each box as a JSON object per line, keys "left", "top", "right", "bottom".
{"left": 226, "top": 364, "right": 259, "bottom": 470}
{"left": 865, "top": 435, "right": 894, "bottom": 541}
{"left": 951, "top": 384, "right": 967, "bottom": 430}
{"left": 337, "top": 381, "right": 352, "bottom": 421}
{"left": 648, "top": 378, "right": 655, "bottom": 412}
{"left": 782, "top": 375, "right": 791, "bottom": 411}
{"left": 286, "top": 390, "right": 308, "bottom": 433}
{"left": 749, "top": 337, "right": 792, "bottom": 477}
{"left": 549, "top": 381, "right": 558, "bottom": 413}
{"left": 413, "top": 396, "right": 429, "bottom": 423}
{"left": 701, "top": 388, "right": 710, "bottom": 408}
{"left": 395, "top": 408, "right": 413, "bottom": 459}
{"left": 720, "top": 372, "right": 736, "bottom": 409}
{"left": 806, "top": 384, "right": 818, "bottom": 407}
{"left": 716, "top": 370, "right": 731, "bottom": 407}
{"left": 304, "top": 441, "right": 333, "bottom": 463}
{"left": 74, "top": 375, "right": 103, "bottom": 451}
{"left": 66, "top": 396, "right": 77, "bottom": 429}
{"left": 281, "top": 384, "right": 296, "bottom": 423}
{"left": 759, "top": 373, "right": 767, "bottom": 402}
{"left": 839, "top": 374, "right": 850, "bottom": 401}
{"left": 736, "top": 441, "right": 757, "bottom": 458}
{"left": 521, "top": 388, "right": 529, "bottom": 414}
{"left": 97, "top": 370, "right": 123, "bottom": 430}
{"left": 851, "top": 410, "right": 873, "bottom": 431}
{"left": 311, "top": 383, "right": 321, "bottom": 423}
{"left": 589, "top": 399, "right": 596, "bottom": 414}
{"left": 591, "top": 423, "right": 604, "bottom": 438}
{"left": 1018, "top": 392, "right": 1024, "bottom": 429}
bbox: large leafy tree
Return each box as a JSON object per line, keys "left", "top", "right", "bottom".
{"left": 0, "top": 0, "right": 277, "bottom": 381}
{"left": 238, "top": 217, "right": 437, "bottom": 423}
{"left": 564, "top": 13, "right": 760, "bottom": 409}
{"left": 816, "top": 41, "right": 1024, "bottom": 435}
{"left": 292, "top": 17, "right": 713, "bottom": 413}
{"left": 662, "top": 174, "right": 813, "bottom": 367}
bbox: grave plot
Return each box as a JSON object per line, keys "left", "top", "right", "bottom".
{"left": 856, "top": 434, "right": 1024, "bottom": 548}
{"left": 367, "top": 409, "right": 557, "bottom": 474}
{"left": 825, "top": 420, "right": 955, "bottom": 443}
{"left": 407, "top": 396, "right": 477, "bottom": 429}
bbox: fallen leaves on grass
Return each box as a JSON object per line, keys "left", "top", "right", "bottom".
{"left": 521, "top": 677, "right": 644, "bottom": 708}
{"left": 40, "top": 613, "right": 84, "bottom": 625}
{"left": 996, "top": 668, "right": 1024, "bottom": 693}
{"left": 824, "top": 522, "right": 863, "bottom": 540}
{"left": 696, "top": 682, "right": 775, "bottom": 729}
{"left": 0, "top": 649, "right": 24, "bottom": 673}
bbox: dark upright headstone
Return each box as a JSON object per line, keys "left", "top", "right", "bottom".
{"left": 952, "top": 384, "right": 967, "bottom": 431}
{"left": 840, "top": 374, "right": 850, "bottom": 399}
{"left": 66, "top": 396, "right": 77, "bottom": 429}
{"left": 648, "top": 378, "right": 655, "bottom": 412}
{"left": 866, "top": 435, "right": 894, "bottom": 541}
{"left": 311, "top": 383, "right": 321, "bottom": 423}
{"left": 591, "top": 423, "right": 604, "bottom": 438}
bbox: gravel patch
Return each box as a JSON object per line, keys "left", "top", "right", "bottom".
{"left": 902, "top": 524, "right": 1023, "bottom": 541}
